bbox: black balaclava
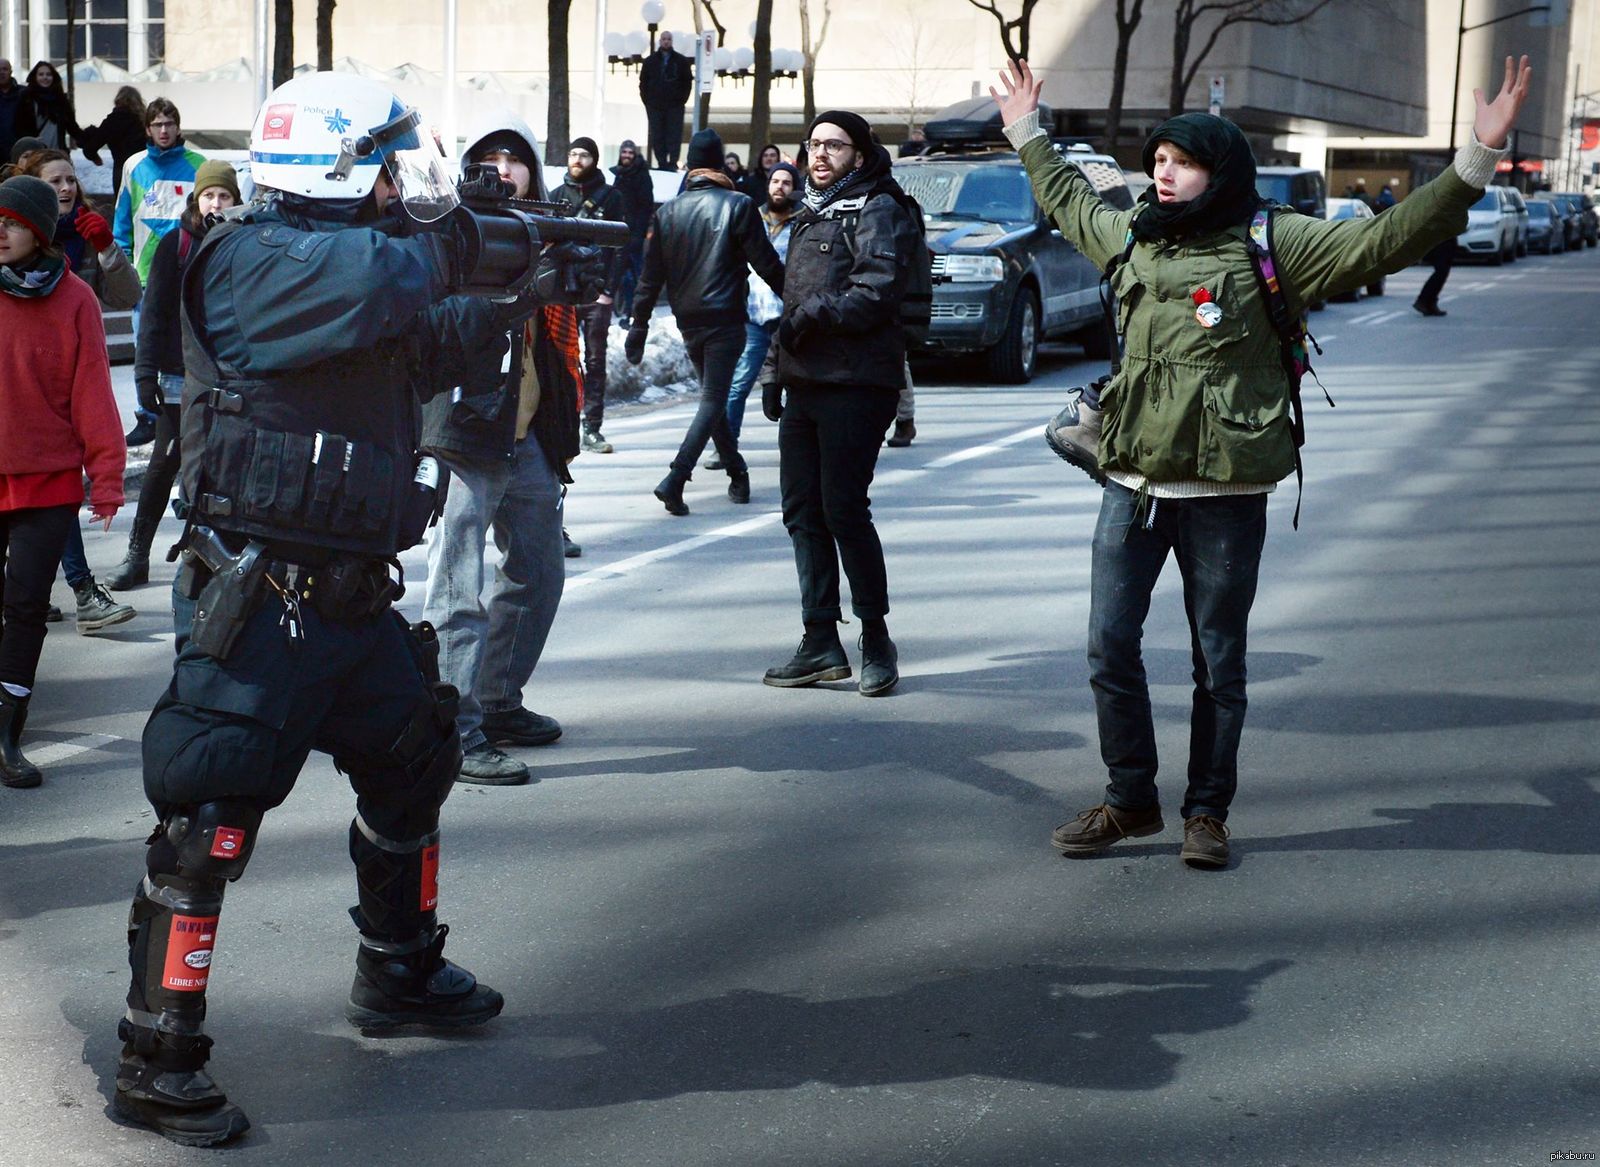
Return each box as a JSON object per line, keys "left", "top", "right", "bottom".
{"left": 1132, "top": 113, "right": 1260, "bottom": 244}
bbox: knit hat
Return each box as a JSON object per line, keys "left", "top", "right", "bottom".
{"left": 193, "top": 159, "right": 241, "bottom": 204}
{"left": 767, "top": 161, "right": 801, "bottom": 188}
{"left": 0, "top": 175, "right": 60, "bottom": 245}
{"left": 568, "top": 136, "right": 599, "bottom": 159}
{"left": 8, "top": 135, "right": 46, "bottom": 164}
{"left": 685, "top": 128, "right": 724, "bottom": 172}
{"left": 808, "top": 110, "right": 873, "bottom": 157}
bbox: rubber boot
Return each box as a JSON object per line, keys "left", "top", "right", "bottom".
{"left": 105, "top": 517, "right": 156, "bottom": 590}
{"left": 763, "top": 622, "right": 851, "bottom": 688}
{"left": 346, "top": 924, "right": 505, "bottom": 1034}
{"left": 654, "top": 471, "right": 689, "bottom": 516}
{"left": 858, "top": 618, "right": 900, "bottom": 697}
{"left": 0, "top": 688, "right": 40, "bottom": 788}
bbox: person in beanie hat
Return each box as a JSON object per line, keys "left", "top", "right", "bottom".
{"left": 992, "top": 55, "right": 1533, "bottom": 868}
{"left": 0, "top": 172, "right": 126, "bottom": 787}
{"left": 755, "top": 110, "right": 923, "bottom": 698}
{"left": 103, "top": 160, "right": 240, "bottom": 594}
{"left": 609, "top": 138, "right": 654, "bottom": 324}
{"left": 554, "top": 132, "right": 627, "bottom": 453}
{"left": 2, "top": 133, "right": 46, "bottom": 178}
{"left": 625, "top": 124, "right": 784, "bottom": 515}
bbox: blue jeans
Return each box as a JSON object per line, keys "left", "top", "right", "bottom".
{"left": 60, "top": 521, "right": 90, "bottom": 590}
{"left": 1087, "top": 482, "right": 1268, "bottom": 822}
{"left": 727, "top": 319, "right": 778, "bottom": 442}
{"left": 422, "top": 441, "right": 566, "bottom": 753}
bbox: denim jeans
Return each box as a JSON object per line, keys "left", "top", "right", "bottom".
{"left": 778, "top": 384, "right": 900, "bottom": 623}
{"left": 60, "top": 521, "right": 90, "bottom": 590}
{"left": 1087, "top": 482, "right": 1268, "bottom": 822}
{"left": 726, "top": 319, "right": 778, "bottom": 442}
{"left": 422, "top": 441, "right": 566, "bottom": 753}
{"left": 670, "top": 323, "right": 748, "bottom": 478}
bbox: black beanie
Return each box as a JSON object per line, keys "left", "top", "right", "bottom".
{"left": 0, "top": 175, "right": 61, "bottom": 245}
{"left": 809, "top": 110, "right": 873, "bottom": 157}
{"left": 686, "top": 128, "right": 724, "bottom": 172}
{"left": 569, "top": 136, "right": 599, "bottom": 158}
{"left": 767, "top": 161, "right": 801, "bottom": 188}
{"left": 8, "top": 135, "right": 46, "bottom": 164}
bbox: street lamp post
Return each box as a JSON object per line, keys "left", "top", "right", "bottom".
{"left": 1448, "top": 1, "right": 1551, "bottom": 153}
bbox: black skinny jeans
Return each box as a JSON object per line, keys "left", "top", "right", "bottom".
{"left": 777, "top": 384, "right": 899, "bottom": 623}
{"left": 671, "top": 324, "right": 748, "bottom": 478}
{"left": 576, "top": 301, "right": 612, "bottom": 431}
{"left": 131, "top": 404, "right": 182, "bottom": 531}
{"left": 0, "top": 504, "right": 77, "bottom": 688}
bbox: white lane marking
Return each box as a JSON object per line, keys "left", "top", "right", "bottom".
{"left": 563, "top": 423, "right": 1045, "bottom": 591}
{"left": 26, "top": 733, "right": 120, "bottom": 766}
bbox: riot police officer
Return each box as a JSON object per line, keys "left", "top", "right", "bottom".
{"left": 111, "top": 73, "right": 583, "bottom": 1146}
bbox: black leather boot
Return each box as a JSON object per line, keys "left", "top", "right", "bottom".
{"left": 654, "top": 471, "right": 689, "bottom": 516}
{"left": 0, "top": 688, "right": 41, "bottom": 788}
{"left": 858, "top": 619, "right": 899, "bottom": 697}
{"left": 346, "top": 924, "right": 505, "bottom": 1034}
{"left": 764, "top": 622, "right": 851, "bottom": 687}
{"left": 727, "top": 470, "right": 750, "bottom": 504}
{"left": 105, "top": 517, "right": 156, "bottom": 590}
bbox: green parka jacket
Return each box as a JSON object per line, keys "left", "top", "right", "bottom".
{"left": 1016, "top": 136, "right": 1484, "bottom": 485}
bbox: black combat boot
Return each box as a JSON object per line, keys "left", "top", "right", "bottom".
{"left": 727, "top": 470, "right": 750, "bottom": 504}
{"left": 346, "top": 924, "right": 505, "bottom": 1034}
{"left": 763, "top": 622, "right": 851, "bottom": 687}
{"left": 0, "top": 687, "right": 41, "bottom": 788}
{"left": 654, "top": 471, "right": 689, "bottom": 516}
{"left": 113, "top": 1025, "right": 250, "bottom": 1147}
{"left": 858, "top": 618, "right": 899, "bottom": 697}
{"left": 105, "top": 517, "right": 157, "bottom": 590}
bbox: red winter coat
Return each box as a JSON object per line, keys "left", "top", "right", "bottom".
{"left": 0, "top": 271, "right": 125, "bottom": 512}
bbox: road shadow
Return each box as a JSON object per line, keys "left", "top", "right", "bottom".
{"left": 1247, "top": 691, "right": 1600, "bottom": 735}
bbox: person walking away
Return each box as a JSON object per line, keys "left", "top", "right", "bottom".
{"left": 624, "top": 127, "right": 784, "bottom": 515}
{"left": 885, "top": 361, "right": 916, "bottom": 447}
{"left": 610, "top": 138, "right": 654, "bottom": 325}
{"left": 422, "top": 109, "right": 582, "bottom": 786}
{"left": 990, "top": 55, "right": 1532, "bottom": 868}
{"left": 555, "top": 135, "right": 627, "bottom": 454}
{"left": 713, "top": 160, "right": 799, "bottom": 467}
{"left": 113, "top": 97, "right": 205, "bottom": 446}
{"left": 1413, "top": 236, "right": 1453, "bottom": 317}
{"left": 77, "top": 85, "right": 149, "bottom": 196}
{"left": 17, "top": 146, "right": 140, "bottom": 629}
{"left": 0, "top": 175, "right": 125, "bottom": 787}
{"left": 639, "top": 31, "right": 692, "bottom": 170}
{"left": 104, "top": 161, "right": 240, "bottom": 592}
{"left": 758, "top": 111, "right": 923, "bottom": 698}
{"left": 13, "top": 61, "right": 83, "bottom": 152}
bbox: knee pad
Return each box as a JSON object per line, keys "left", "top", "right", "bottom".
{"left": 348, "top": 809, "right": 441, "bottom": 944}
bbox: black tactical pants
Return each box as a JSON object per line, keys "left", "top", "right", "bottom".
{"left": 576, "top": 300, "right": 612, "bottom": 432}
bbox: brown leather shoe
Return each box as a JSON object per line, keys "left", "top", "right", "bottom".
{"left": 1051, "top": 802, "right": 1164, "bottom": 855}
{"left": 1180, "top": 815, "right": 1230, "bottom": 869}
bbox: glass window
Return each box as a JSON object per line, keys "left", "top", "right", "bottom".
{"left": 894, "top": 164, "right": 1037, "bottom": 223}
{"left": 1470, "top": 189, "right": 1499, "bottom": 212}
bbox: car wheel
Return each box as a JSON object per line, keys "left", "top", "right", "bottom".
{"left": 1489, "top": 244, "right": 1505, "bottom": 266}
{"left": 985, "top": 288, "right": 1038, "bottom": 383}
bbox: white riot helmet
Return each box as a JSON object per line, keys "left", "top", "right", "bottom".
{"left": 249, "top": 72, "right": 459, "bottom": 222}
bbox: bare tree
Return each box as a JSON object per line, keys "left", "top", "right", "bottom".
{"left": 962, "top": 0, "right": 1043, "bottom": 64}
{"left": 317, "top": 0, "right": 337, "bottom": 72}
{"left": 887, "top": 4, "right": 956, "bottom": 136}
{"left": 1169, "top": 0, "right": 1334, "bottom": 116}
{"left": 64, "top": 0, "right": 79, "bottom": 102}
{"left": 749, "top": 0, "right": 775, "bottom": 159}
{"left": 1105, "top": 0, "right": 1146, "bottom": 154}
{"left": 273, "top": 0, "right": 294, "bottom": 87}
{"left": 547, "top": 0, "right": 572, "bottom": 158}
{"left": 797, "top": 0, "right": 833, "bottom": 132}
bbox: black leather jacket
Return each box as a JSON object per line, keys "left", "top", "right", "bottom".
{"left": 632, "top": 176, "right": 784, "bottom": 329}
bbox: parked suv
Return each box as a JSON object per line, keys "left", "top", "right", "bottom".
{"left": 1254, "top": 166, "right": 1327, "bottom": 219}
{"left": 893, "top": 144, "right": 1133, "bottom": 383}
{"left": 1457, "top": 186, "right": 1520, "bottom": 264}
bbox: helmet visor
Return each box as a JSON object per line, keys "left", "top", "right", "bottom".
{"left": 368, "top": 107, "right": 460, "bottom": 222}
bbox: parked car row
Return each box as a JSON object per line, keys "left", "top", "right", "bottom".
{"left": 1456, "top": 185, "right": 1598, "bottom": 263}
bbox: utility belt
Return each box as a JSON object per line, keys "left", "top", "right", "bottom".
{"left": 177, "top": 524, "right": 399, "bottom": 661}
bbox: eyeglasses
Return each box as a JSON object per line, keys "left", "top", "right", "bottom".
{"left": 148, "top": 120, "right": 178, "bottom": 130}
{"left": 567, "top": 149, "right": 594, "bottom": 160}
{"left": 804, "top": 138, "right": 852, "bottom": 157}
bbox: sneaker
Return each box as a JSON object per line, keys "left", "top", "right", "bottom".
{"left": 885, "top": 418, "right": 916, "bottom": 448}
{"left": 563, "top": 528, "right": 582, "bottom": 558}
{"left": 1051, "top": 802, "right": 1164, "bottom": 855}
{"left": 480, "top": 707, "right": 562, "bottom": 747}
{"left": 1044, "top": 387, "right": 1107, "bottom": 484}
{"left": 73, "top": 578, "right": 136, "bottom": 633}
{"left": 124, "top": 417, "right": 157, "bottom": 447}
{"left": 345, "top": 924, "right": 505, "bottom": 1034}
{"left": 1180, "top": 815, "right": 1230, "bottom": 869}
{"left": 581, "top": 428, "right": 614, "bottom": 454}
{"left": 457, "top": 743, "right": 530, "bottom": 785}
{"left": 1412, "top": 301, "right": 1447, "bottom": 318}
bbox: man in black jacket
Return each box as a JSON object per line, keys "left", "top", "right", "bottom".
{"left": 625, "top": 128, "right": 784, "bottom": 516}
{"left": 638, "top": 32, "right": 693, "bottom": 169}
{"left": 759, "top": 111, "right": 922, "bottom": 698}
{"left": 610, "top": 138, "right": 654, "bottom": 324}
{"left": 556, "top": 135, "right": 628, "bottom": 453}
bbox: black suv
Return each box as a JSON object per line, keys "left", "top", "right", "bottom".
{"left": 892, "top": 145, "right": 1134, "bottom": 383}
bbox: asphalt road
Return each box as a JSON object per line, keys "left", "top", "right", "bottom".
{"left": 3, "top": 249, "right": 1598, "bottom": 1167}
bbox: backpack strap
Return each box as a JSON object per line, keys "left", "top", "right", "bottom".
{"left": 1097, "top": 228, "right": 1136, "bottom": 376}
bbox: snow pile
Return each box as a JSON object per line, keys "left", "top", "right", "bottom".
{"left": 604, "top": 318, "right": 699, "bottom": 404}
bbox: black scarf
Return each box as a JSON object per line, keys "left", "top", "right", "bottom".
{"left": 1130, "top": 113, "right": 1260, "bottom": 245}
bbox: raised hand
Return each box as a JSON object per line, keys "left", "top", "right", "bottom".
{"left": 989, "top": 58, "right": 1044, "bottom": 129}
{"left": 1473, "top": 55, "right": 1533, "bottom": 150}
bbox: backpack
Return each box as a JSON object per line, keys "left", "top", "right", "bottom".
{"left": 833, "top": 188, "right": 933, "bottom": 345}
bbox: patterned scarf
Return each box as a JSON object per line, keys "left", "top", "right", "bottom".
{"left": 802, "top": 163, "right": 862, "bottom": 213}
{"left": 0, "top": 252, "right": 66, "bottom": 298}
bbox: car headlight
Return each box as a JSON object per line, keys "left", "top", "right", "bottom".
{"left": 942, "top": 254, "right": 1005, "bottom": 283}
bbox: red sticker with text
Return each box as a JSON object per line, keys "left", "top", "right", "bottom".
{"left": 420, "top": 844, "right": 439, "bottom": 913}
{"left": 261, "top": 104, "right": 296, "bottom": 141}
{"left": 161, "top": 914, "right": 219, "bottom": 992}
{"left": 210, "top": 826, "right": 247, "bottom": 860}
